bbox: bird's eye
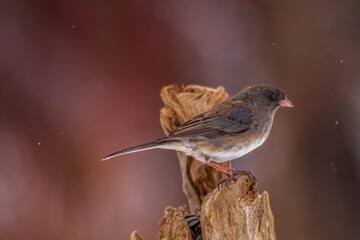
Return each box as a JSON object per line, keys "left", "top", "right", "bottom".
{"left": 267, "top": 91, "right": 277, "bottom": 102}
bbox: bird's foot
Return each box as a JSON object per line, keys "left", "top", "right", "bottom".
{"left": 218, "top": 169, "right": 257, "bottom": 190}
{"left": 229, "top": 169, "right": 257, "bottom": 182}
{"left": 206, "top": 161, "right": 257, "bottom": 189}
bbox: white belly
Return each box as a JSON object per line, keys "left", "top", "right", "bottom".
{"left": 206, "top": 122, "right": 272, "bottom": 163}
{"left": 209, "top": 139, "right": 265, "bottom": 163}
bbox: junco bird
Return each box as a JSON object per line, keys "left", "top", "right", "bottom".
{"left": 103, "top": 84, "right": 293, "bottom": 179}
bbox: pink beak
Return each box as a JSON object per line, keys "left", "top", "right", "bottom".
{"left": 279, "top": 97, "right": 294, "bottom": 108}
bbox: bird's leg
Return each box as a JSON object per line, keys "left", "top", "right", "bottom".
{"left": 205, "top": 159, "right": 233, "bottom": 176}
{"left": 206, "top": 161, "right": 233, "bottom": 175}
{"left": 207, "top": 161, "right": 234, "bottom": 189}
{"left": 206, "top": 160, "right": 257, "bottom": 188}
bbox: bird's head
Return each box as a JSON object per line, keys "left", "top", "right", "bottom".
{"left": 237, "top": 84, "right": 293, "bottom": 111}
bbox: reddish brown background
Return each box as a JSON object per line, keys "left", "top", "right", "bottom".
{"left": 1, "top": 1, "right": 359, "bottom": 239}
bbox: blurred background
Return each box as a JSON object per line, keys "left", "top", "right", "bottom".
{"left": 1, "top": 0, "right": 359, "bottom": 239}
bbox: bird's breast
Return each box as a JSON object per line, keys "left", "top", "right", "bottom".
{"left": 196, "top": 121, "right": 273, "bottom": 163}
{"left": 206, "top": 139, "right": 265, "bottom": 163}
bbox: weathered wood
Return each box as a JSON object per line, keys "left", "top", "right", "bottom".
{"left": 160, "top": 84, "right": 230, "bottom": 212}
{"left": 157, "top": 206, "right": 192, "bottom": 240}
{"left": 201, "top": 175, "right": 276, "bottom": 240}
{"left": 130, "top": 231, "right": 144, "bottom": 240}
{"left": 130, "top": 84, "right": 276, "bottom": 240}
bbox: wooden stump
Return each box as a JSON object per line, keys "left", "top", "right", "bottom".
{"left": 160, "top": 84, "right": 230, "bottom": 211}
{"left": 130, "top": 84, "right": 276, "bottom": 240}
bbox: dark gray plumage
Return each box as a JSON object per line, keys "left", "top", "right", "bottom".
{"left": 103, "top": 84, "right": 293, "bottom": 172}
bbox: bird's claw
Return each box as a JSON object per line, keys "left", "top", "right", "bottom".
{"left": 218, "top": 170, "right": 257, "bottom": 190}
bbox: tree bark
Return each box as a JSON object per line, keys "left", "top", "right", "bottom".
{"left": 130, "top": 84, "right": 276, "bottom": 240}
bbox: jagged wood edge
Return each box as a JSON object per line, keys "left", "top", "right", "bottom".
{"left": 201, "top": 175, "right": 276, "bottom": 240}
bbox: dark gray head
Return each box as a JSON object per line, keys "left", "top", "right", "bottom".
{"left": 236, "top": 84, "right": 293, "bottom": 110}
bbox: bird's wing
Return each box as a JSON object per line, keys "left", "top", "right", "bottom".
{"left": 168, "top": 103, "right": 255, "bottom": 139}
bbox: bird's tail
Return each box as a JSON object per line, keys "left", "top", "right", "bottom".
{"left": 102, "top": 141, "right": 162, "bottom": 161}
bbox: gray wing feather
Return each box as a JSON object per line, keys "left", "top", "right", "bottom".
{"left": 168, "top": 105, "right": 254, "bottom": 139}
